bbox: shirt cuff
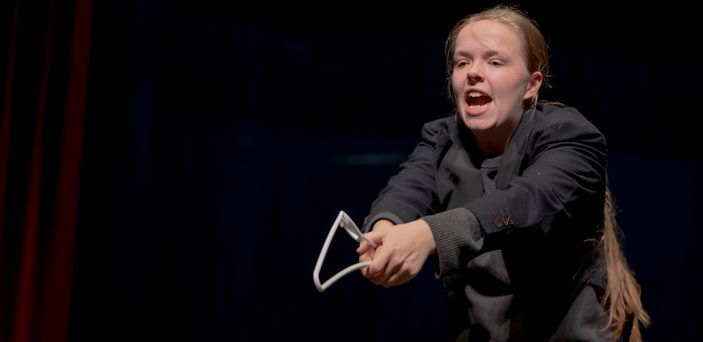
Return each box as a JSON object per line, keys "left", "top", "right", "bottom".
{"left": 422, "top": 207, "right": 484, "bottom": 276}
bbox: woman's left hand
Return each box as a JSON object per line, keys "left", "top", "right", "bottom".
{"left": 357, "top": 219, "right": 436, "bottom": 287}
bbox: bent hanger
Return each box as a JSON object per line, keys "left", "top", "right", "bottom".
{"left": 313, "top": 210, "right": 377, "bottom": 292}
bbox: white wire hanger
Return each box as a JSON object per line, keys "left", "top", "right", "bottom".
{"left": 313, "top": 210, "right": 377, "bottom": 292}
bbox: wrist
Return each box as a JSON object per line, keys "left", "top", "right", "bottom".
{"left": 417, "top": 219, "right": 437, "bottom": 255}
{"left": 372, "top": 219, "right": 395, "bottom": 231}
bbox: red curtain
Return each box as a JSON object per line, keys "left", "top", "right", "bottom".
{"left": 0, "top": 0, "right": 94, "bottom": 341}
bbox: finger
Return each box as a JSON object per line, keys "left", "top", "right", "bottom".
{"left": 368, "top": 244, "right": 388, "bottom": 276}
{"left": 359, "top": 252, "right": 372, "bottom": 270}
{"left": 369, "top": 263, "right": 388, "bottom": 285}
{"left": 359, "top": 252, "right": 371, "bottom": 263}
{"left": 360, "top": 247, "right": 375, "bottom": 262}
{"left": 363, "top": 258, "right": 381, "bottom": 280}
{"left": 369, "top": 247, "right": 399, "bottom": 285}
{"left": 363, "top": 230, "right": 384, "bottom": 246}
{"left": 377, "top": 260, "right": 401, "bottom": 287}
{"left": 356, "top": 240, "right": 369, "bottom": 254}
{"left": 359, "top": 247, "right": 376, "bottom": 278}
{"left": 384, "top": 269, "right": 409, "bottom": 287}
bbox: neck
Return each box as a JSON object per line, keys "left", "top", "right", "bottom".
{"left": 471, "top": 108, "right": 525, "bottom": 155}
{"left": 472, "top": 120, "right": 519, "bottom": 156}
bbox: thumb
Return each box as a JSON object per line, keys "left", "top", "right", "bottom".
{"left": 357, "top": 230, "right": 383, "bottom": 254}
{"left": 364, "top": 230, "right": 385, "bottom": 246}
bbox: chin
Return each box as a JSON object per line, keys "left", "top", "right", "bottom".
{"left": 459, "top": 112, "right": 493, "bottom": 132}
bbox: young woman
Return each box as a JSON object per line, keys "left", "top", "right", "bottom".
{"left": 357, "top": 5, "right": 649, "bottom": 341}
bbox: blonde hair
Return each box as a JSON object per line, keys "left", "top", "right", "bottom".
{"left": 600, "top": 187, "right": 651, "bottom": 340}
{"left": 445, "top": 5, "right": 650, "bottom": 340}
{"left": 444, "top": 4, "right": 549, "bottom": 110}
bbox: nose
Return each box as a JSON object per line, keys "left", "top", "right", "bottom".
{"left": 467, "top": 64, "right": 484, "bottom": 84}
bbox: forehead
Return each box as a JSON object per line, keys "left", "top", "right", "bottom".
{"left": 455, "top": 19, "right": 525, "bottom": 57}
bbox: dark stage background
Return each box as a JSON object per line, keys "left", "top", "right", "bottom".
{"left": 2, "top": 1, "right": 702, "bottom": 341}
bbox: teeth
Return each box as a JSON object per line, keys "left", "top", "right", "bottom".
{"left": 467, "top": 91, "right": 490, "bottom": 111}
{"left": 468, "top": 104, "right": 489, "bottom": 109}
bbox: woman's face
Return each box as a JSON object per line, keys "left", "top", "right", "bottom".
{"left": 451, "top": 19, "right": 542, "bottom": 151}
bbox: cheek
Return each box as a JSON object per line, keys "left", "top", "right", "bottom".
{"left": 493, "top": 73, "right": 529, "bottom": 101}
{"left": 451, "top": 76, "right": 463, "bottom": 101}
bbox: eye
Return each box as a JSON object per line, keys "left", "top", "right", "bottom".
{"left": 455, "top": 60, "right": 469, "bottom": 68}
{"left": 489, "top": 60, "right": 504, "bottom": 66}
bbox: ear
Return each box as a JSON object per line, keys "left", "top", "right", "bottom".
{"left": 523, "top": 71, "right": 543, "bottom": 101}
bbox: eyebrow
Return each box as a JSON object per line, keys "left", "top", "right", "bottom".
{"left": 454, "top": 49, "right": 503, "bottom": 59}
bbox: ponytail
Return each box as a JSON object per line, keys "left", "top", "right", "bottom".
{"left": 600, "top": 187, "right": 650, "bottom": 341}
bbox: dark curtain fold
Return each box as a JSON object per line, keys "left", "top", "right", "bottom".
{"left": 0, "top": 0, "right": 94, "bottom": 341}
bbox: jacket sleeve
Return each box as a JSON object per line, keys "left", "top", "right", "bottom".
{"left": 362, "top": 119, "right": 447, "bottom": 233}
{"left": 424, "top": 110, "right": 607, "bottom": 276}
{"left": 466, "top": 112, "right": 607, "bottom": 237}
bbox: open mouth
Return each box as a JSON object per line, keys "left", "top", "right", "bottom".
{"left": 465, "top": 90, "right": 492, "bottom": 112}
